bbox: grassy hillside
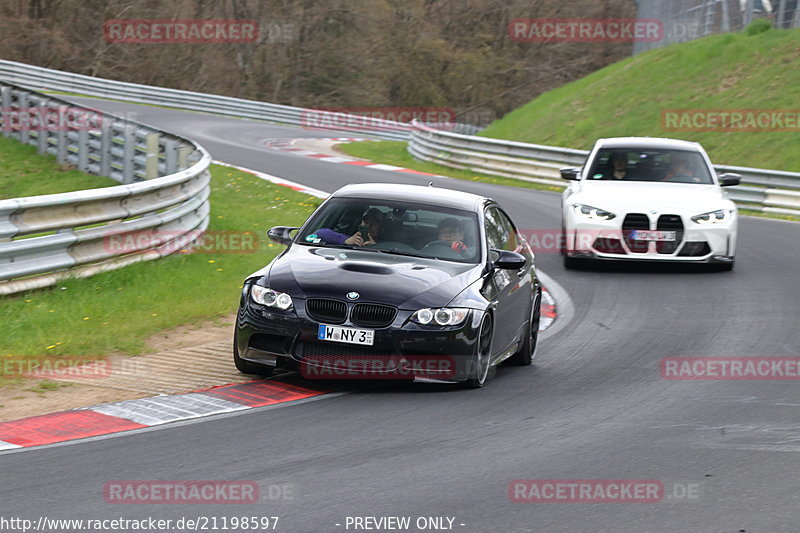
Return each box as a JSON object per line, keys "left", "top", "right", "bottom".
{"left": 481, "top": 25, "right": 800, "bottom": 171}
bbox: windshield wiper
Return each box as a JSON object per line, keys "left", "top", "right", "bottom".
{"left": 375, "top": 248, "right": 433, "bottom": 259}
{"left": 297, "top": 242, "right": 361, "bottom": 250}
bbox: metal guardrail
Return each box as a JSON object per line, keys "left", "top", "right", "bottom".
{"left": 409, "top": 121, "right": 800, "bottom": 216}
{"left": 0, "top": 60, "right": 479, "bottom": 141}
{"left": 0, "top": 82, "right": 211, "bottom": 295}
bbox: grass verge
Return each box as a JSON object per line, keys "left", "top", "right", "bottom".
{"left": 336, "top": 140, "right": 564, "bottom": 193}
{"left": 0, "top": 164, "right": 320, "bottom": 385}
{"left": 0, "top": 135, "right": 115, "bottom": 199}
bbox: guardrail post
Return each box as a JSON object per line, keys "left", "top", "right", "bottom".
{"left": 0, "top": 86, "right": 11, "bottom": 138}
{"left": 17, "top": 90, "right": 29, "bottom": 145}
{"left": 122, "top": 123, "right": 136, "bottom": 184}
{"left": 55, "top": 104, "right": 69, "bottom": 164}
{"left": 76, "top": 129, "right": 89, "bottom": 172}
{"left": 178, "top": 146, "right": 192, "bottom": 170}
{"left": 100, "top": 118, "right": 112, "bottom": 176}
{"left": 145, "top": 132, "right": 160, "bottom": 179}
{"left": 164, "top": 138, "right": 179, "bottom": 174}
{"left": 36, "top": 99, "right": 49, "bottom": 155}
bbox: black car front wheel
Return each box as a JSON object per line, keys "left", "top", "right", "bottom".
{"left": 233, "top": 332, "right": 274, "bottom": 377}
{"left": 508, "top": 298, "right": 540, "bottom": 366}
{"left": 464, "top": 314, "right": 493, "bottom": 389}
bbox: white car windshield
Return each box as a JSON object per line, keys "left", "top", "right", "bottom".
{"left": 587, "top": 148, "right": 714, "bottom": 184}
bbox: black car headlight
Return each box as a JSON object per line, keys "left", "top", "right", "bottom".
{"left": 572, "top": 203, "right": 616, "bottom": 221}
{"left": 691, "top": 209, "right": 732, "bottom": 225}
{"left": 251, "top": 285, "right": 293, "bottom": 310}
{"left": 411, "top": 307, "right": 469, "bottom": 326}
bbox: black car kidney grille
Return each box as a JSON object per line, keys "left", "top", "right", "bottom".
{"left": 656, "top": 214, "right": 684, "bottom": 254}
{"left": 306, "top": 299, "right": 347, "bottom": 324}
{"left": 351, "top": 303, "right": 398, "bottom": 328}
{"left": 622, "top": 213, "right": 650, "bottom": 253}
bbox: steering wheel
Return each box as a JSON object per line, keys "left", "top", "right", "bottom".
{"left": 418, "top": 240, "right": 464, "bottom": 259}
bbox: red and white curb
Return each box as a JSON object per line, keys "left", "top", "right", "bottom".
{"left": 540, "top": 288, "right": 556, "bottom": 331}
{"left": 0, "top": 380, "right": 326, "bottom": 450}
{"left": 264, "top": 137, "right": 441, "bottom": 177}
{"left": 213, "top": 160, "right": 328, "bottom": 198}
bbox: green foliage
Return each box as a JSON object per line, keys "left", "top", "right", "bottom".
{"left": 745, "top": 18, "right": 772, "bottom": 36}
{"left": 481, "top": 28, "right": 800, "bottom": 171}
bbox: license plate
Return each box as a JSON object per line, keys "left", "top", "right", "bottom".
{"left": 629, "top": 230, "right": 676, "bottom": 241}
{"left": 317, "top": 324, "right": 374, "bottom": 346}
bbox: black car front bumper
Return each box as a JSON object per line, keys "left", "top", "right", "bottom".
{"left": 235, "top": 298, "right": 485, "bottom": 382}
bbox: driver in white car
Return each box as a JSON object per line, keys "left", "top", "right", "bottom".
{"left": 605, "top": 151, "right": 630, "bottom": 180}
{"left": 663, "top": 152, "right": 700, "bottom": 182}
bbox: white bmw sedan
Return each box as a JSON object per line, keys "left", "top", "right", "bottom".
{"left": 560, "top": 137, "right": 740, "bottom": 270}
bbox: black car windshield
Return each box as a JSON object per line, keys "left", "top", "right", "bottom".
{"left": 587, "top": 148, "right": 713, "bottom": 184}
{"left": 297, "top": 198, "right": 481, "bottom": 263}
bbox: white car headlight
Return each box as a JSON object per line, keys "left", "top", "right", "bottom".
{"left": 691, "top": 209, "right": 732, "bottom": 225}
{"left": 251, "top": 285, "right": 293, "bottom": 310}
{"left": 411, "top": 307, "right": 469, "bottom": 326}
{"left": 573, "top": 203, "right": 616, "bottom": 220}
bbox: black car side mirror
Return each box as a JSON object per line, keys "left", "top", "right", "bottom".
{"left": 492, "top": 249, "right": 527, "bottom": 270}
{"left": 267, "top": 226, "right": 299, "bottom": 246}
{"left": 717, "top": 173, "right": 741, "bottom": 187}
{"left": 560, "top": 168, "right": 581, "bottom": 181}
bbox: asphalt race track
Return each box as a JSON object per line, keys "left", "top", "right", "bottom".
{"left": 2, "top": 98, "right": 799, "bottom": 533}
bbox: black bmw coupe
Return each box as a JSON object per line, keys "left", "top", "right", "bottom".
{"left": 234, "top": 183, "right": 541, "bottom": 388}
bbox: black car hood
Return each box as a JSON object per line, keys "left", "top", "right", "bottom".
{"left": 265, "top": 245, "right": 482, "bottom": 309}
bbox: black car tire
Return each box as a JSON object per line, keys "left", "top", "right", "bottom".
{"left": 233, "top": 333, "right": 274, "bottom": 377}
{"left": 464, "top": 314, "right": 493, "bottom": 389}
{"left": 508, "top": 298, "right": 540, "bottom": 366}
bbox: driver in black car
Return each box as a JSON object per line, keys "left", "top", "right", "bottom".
{"left": 315, "top": 208, "right": 384, "bottom": 246}
{"left": 435, "top": 217, "right": 471, "bottom": 256}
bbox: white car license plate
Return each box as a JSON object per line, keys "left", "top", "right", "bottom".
{"left": 629, "top": 230, "right": 676, "bottom": 241}
{"left": 317, "top": 324, "right": 374, "bottom": 346}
